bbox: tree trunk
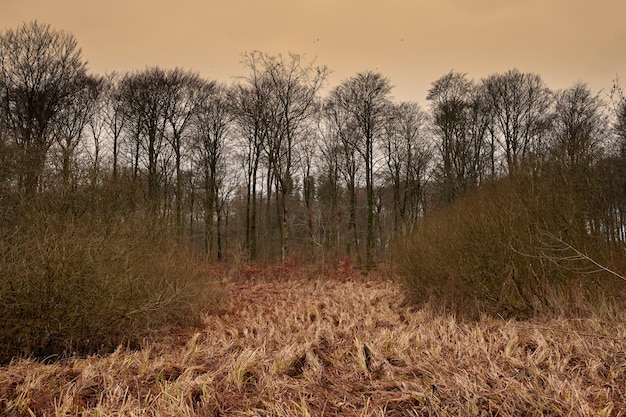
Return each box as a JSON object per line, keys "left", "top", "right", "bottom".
{"left": 365, "top": 137, "right": 375, "bottom": 272}
{"left": 348, "top": 180, "right": 360, "bottom": 265}
{"left": 250, "top": 158, "right": 258, "bottom": 260}
{"left": 204, "top": 165, "right": 215, "bottom": 261}
{"left": 278, "top": 188, "right": 289, "bottom": 263}
{"left": 175, "top": 147, "right": 183, "bottom": 236}
{"left": 216, "top": 196, "right": 223, "bottom": 261}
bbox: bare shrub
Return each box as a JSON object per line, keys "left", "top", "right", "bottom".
{"left": 0, "top": 188, "right": 221, "bottom": 363}
{"left": 398, "top": 169, "right": 626, "bottom": 319}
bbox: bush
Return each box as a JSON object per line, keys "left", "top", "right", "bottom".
{"left": 0, "top": 190, "right": 221, "bottom": 363}
{"left": 398, "top": 169, "right": 626, "bottom": 319}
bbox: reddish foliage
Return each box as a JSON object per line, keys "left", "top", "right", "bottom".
{"left": 210, "top": 256, "right": 391, "bottom": 283}
{"left": 336, "top": 256, "right": 361, "bottom": 280}
{"left": 227, "top": 256, "right": 392, "bottom": 283}
{"left": 205, "top": 262, "right": 228, "bottom": 278}
{"left": 237, "top": 257, "right": 305, "bottom": 281}
{"left": 309, "top": 256, "right": 363, "bottom": 281}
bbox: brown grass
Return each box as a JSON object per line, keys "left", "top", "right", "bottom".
{"left": 1, "top": 274, "right": 626, "bottom": 416}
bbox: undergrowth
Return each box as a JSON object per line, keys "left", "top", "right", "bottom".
{"left": 0, "top": 190, "right": 222, "bottom": 363}
{"left": 398, "top": 170, "right": 626, "bottom": 319}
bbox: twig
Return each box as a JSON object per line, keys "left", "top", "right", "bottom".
{"left": 539, "top": 230, "right": 626, "bottom": 282}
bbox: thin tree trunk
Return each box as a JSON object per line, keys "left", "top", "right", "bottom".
{"left": 205, "top": 165, "right": 215, "bottom": 261}
{"left": 175, "top": 147, "right": 183, "bottom": 236}
{"left": 250, "top": 158, "right": 258, "bottom": 260}
{"left": 216, "top": 195, "right": 223, "bottom": 261}
{"left": 365, "top": 137, "right": 375, "bottom": 272}
{"left": 279, "top": 187, "right": 289, "bottom": 263}
{"left": 348, "top": 180, "right": 360, "bottom": 265}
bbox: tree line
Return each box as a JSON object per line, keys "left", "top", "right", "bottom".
{"left": 1, "top": 21, "right": 625, "bottom": 269}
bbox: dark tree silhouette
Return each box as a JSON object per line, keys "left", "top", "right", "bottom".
{"left": 238, "top": 51, "right": 328, "bottom": 261}
{"left": 0, "top": 21, "right": 89, "bottom": 194}
{"left": 329, "top": 72, "right": 392, "bottom": 271}
{"left": 551, "top": 82, "right": 606, "bottom": 169}
{"left": 482, "top": 69, "right": 553, "bottom": 174}
{"left": 427, "top": 72, "right": 488, "bottom": 203}
{"left": 382, "top": 101, "right": 430, "bottom": 233}
{"left": 193, "top": 82, "right": 231, "bottom": 260}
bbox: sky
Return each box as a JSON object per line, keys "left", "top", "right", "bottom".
{"left": 0, "top": 0, "right": 624, "bottom": 103}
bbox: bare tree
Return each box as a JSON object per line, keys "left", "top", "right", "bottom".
{"left": 52, "top": 74, "right": 102, "bottom": 189}
{"left": 239, "top": 51, "right": 328, "bottom": 262}
{"left": 382, "top": 101, "right": 430, "bottom": 233}
{"left": 323, "top": 97, "right": 362, "bottom": 263}
{"left": 118, "top": 68, "right": 171, "bottom": 212}
{"left": 193, "top": 82, "right": 231, "bottom": 260}
{"left": 231, "top": 74, "right": 271, "bottom": 260}
{"left": 550, "top": 82, "right": 606, "bottom": 170}
{"left": 163, "top": 69, "right": 206, "bottom": 234}
{"left": 86, "top": 77, "right": 108, "bottom": 185}
{"left": 0, "top": 21, "right": 89, "bottom": 194}
{"left": 427, "top": 71, "right": 488, "bottom": 203}
{"left": 482, "top": 69, "right": 553, "bottom": 174}
{"left": 329, "top": 71, "right": 392, "bottom": 270}
{"left": 96, "top": 73, "right": 129, "bottom": 182}
{"left": 297, "top": 123, "right": 319, "bottom": 247}
{"left": 317, "top": 114, "right": 346, "bottom": 261}
{"left": 549, "top": 82, "right": 612, "bottom": 240}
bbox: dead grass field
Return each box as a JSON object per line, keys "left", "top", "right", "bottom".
{"left": 2, "top": 275, "right": 626, "bottom": 416}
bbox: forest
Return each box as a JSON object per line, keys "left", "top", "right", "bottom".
{"left": 1, "top": 21, "right": 626, "bottom": 359}
{"left": 3, "top": 19, "right": 626, "bottom": 417}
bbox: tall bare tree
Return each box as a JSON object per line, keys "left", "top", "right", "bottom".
{"left": 231, "top": 73, "right": 271, "bottom": 260}
{"left": 317, "top": 113, "right": 347, "bottom": 261}
{"left": 551, "top": 82, "right": 606, "bottom": 170}
{"left": 482, "top": 69, "right": 553, "bottom": 173}
{"left": 96, "top": 73, "right": 129, "bottom": 181}
{"left": 193, "top": 82, "right": 231, "bottom": 260}
{"left": 382, "top": 101, "right": 430, "bottom": 233}
{"left": 163, "top": 69, "right": 206, "bottom": 233}
{"left": 239, "top": 51, "right": 328, "bottom": 261}
{"left": 329, "top": 71, "right": 392, "bottom": 270}
{"left": 323, "top": 97, "right": 362, "bottom": 262}
{"left": 53, "top": 74, "right": 102, "bottom": 189}
{"left": 427, "top": 72, "right": 489, "bottom": 203}
{"left": 550, "top": 82, "right": 609, "bottom": 239}
{"left": 118, "top": 68, "right": 171, "bottom": 211}
{"left": 0, "top": 21, "right": 89, "bottom": 194}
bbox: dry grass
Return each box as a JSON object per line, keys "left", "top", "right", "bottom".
{"left": 1, "top": 275, "right": 626, "bottom": 416}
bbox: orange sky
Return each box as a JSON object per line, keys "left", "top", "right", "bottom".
{"left": 1, "top": 0, "right": 624, "bottom": 102}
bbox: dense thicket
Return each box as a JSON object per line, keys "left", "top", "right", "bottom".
{"left": 1, "top": 20, "right": 625, "bottom": 360}
{"left": 0, "top": 186, "right": 219, "bottom": 362}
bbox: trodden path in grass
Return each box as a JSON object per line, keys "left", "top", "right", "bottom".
{"left": 2, "top": 276, "right": 626, "bottom": 416}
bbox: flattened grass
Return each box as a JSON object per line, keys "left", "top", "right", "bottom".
{"left": 1, "top": 275, "right": 625, "bottom": 416}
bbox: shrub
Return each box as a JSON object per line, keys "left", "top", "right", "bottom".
{"left": 0, "top": 190, "right": 221, "bottom": 363}
{"left": 398, "top": 169, "right": 626, "bottom": 319}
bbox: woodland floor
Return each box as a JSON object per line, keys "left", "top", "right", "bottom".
{"left": 2, "top": 274, "right": 626, "bottom": 416}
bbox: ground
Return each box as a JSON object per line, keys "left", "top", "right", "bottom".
{"left": 2, "top": 275, "right": 626, "bottom": 416}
